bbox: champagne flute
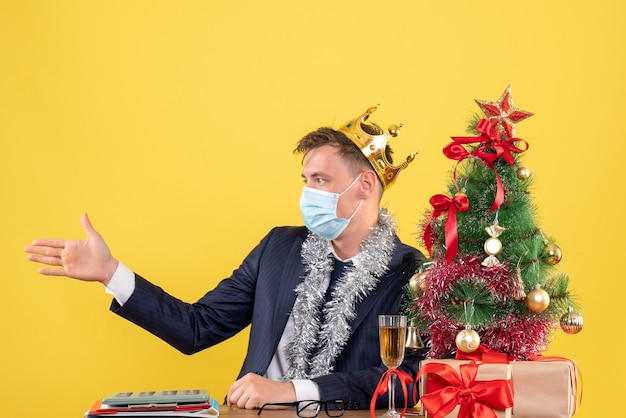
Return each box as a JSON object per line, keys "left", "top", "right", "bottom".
{"left": 378, "top": 315, "right": 407, "bottom": 418}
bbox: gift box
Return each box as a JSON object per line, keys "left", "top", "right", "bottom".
{"left": 418, "top": 359, "right": 513, "bottom": 418}
{"left": 511, "top": 359, "right": 578, "bottom": 418}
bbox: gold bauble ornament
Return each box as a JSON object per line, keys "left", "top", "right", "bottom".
{"left": 526, "top": 285, "right": 550, "bottom": 313}
{"left": 455, "top": 328, "right": 481, "bottom": 353}
{"left": 517, "top": 166, "right": 531, "bottom": 180}
{"left": 543, "top": 242, "right": 563, "bottom": 265}
{"left": 560, "top": 307, "right": 584, "bottom": 334}
{"left": 409, "top": 272, "right": 428, "bottom": 295}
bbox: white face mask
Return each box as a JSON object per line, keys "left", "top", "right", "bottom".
{"left": 299, "top": 174, "right": 363, "bottom": 240}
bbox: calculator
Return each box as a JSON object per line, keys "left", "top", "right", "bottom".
{"left": 102, "top": 389, "right": 210, "bottom": 406}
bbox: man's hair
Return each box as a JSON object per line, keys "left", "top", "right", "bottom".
{"left": 294, "top": 126, "right": 394, "bottom": 179}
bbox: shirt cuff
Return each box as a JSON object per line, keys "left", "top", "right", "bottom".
{"left": 291, "top": 379, "right": 321, "bottom": 401}
{"left": 104, "top": 262, "right": 135, "bottom": 306}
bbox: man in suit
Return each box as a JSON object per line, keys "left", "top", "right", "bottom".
{"left": 25, "top": 107, "right": 427, "bottom": 410}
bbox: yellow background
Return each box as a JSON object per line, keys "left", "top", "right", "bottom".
{"left": 1, "top": 1, "right": 623, "bottom": 416}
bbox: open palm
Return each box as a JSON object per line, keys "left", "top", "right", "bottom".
{"left": 25, "top": 213, "right": 119, "bottom": 284}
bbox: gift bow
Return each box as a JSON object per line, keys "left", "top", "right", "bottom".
{"left": 417, "top": 361, "right": 513, "bottom": 418}
{"left": 443, "top": 119, "right": 529, "bottom": 212}
{"left": 423, "top": 193, "right": 469, "bottom": 263}
{"left": 369, "top": 368, "right": 414, "bottom": 418}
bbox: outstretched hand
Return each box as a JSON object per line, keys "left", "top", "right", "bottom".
{"left": 24, "top": 213, "right": 119, "bottom": 285}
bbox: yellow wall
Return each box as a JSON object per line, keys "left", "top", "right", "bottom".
{"left": 1, "top": 1, "right": 623, "bottom": 416}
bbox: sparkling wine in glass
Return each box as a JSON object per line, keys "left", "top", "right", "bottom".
{"left": 378, "top": 315, "right": 407, "bottom": 418}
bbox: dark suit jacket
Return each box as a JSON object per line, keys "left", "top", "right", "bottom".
{"left": 111, "top": 226, "right": 428, "bottom": 409}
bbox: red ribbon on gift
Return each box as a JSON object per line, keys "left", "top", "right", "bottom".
{"left": 417, "top": 361, "right": 513, "bottom": 418}
{"left": 455, "top": 345, "right": 514, "bottom": 364}
{"left": 369, "top": 368, "right": 414, "bottom": 418}
{"left": 423, "top": 193, "right": 469, "bottom": 263}
{"left": 443, "top": 119, "right": 529, "bottom": 212}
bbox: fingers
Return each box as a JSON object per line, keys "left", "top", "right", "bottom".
{"left": 25, "top": 244, "right": 64, "bottom": 258}
{"left": 25, "top": 214, "right": 103, "bottom": 280}
{"left": 227, "top": 376, "right": 257, "bottom": 409}
{"left": 226, "top": 379, "right": 241, "bottom": 407}
{"left": 25, "top": 240, "right": 65, "bottom": 272}
{"left": 27, "top": 238, "right": 68, "bottom": 249}
{"left": 25, "top": 214, "right": 89, "bottom": 263}
{"left": 25, "top": 251, "right": 66, "bottom": 276}
{"left": 25, "top": 239, "right": 64, "bottom": 270}
{"left": 26, "top": 252, "right": 62, "bottom": 266}
{"left": 25, "top": 213, "right": 97, "bottom": 255}
{"left": 37, "top": 267, "right": 69, "bottom": 277}
{"left": 81, "top": 213, "right": 100, "bottom": 239}
{"left": 25, "top": 245, "right": 64, "bottom": 271}
{"left": 226, "top": 373, "right": 295, "bottom": 410}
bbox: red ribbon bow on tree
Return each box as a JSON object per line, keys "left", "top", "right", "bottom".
{"left": 423, "top": 192, "right": 469, "bottom": 263}
{"left": 369, "top": 369, "right": 414, "bottom": 418}
{"left": 417, "top": 361, "right": 514, "bottom": 418}
{"left": 443, "top": 119, "right": 528, "bottom": 212}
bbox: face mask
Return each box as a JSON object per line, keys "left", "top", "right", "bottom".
{"left": 299, "top": 174, "right": 363, "bottom": 240}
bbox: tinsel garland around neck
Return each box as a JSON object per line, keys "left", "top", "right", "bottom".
{"left": 283, "top": 209, "right": 397, "bottom": 380}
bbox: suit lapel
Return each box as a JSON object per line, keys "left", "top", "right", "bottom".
{"left": 271, "top": 238, "right": 306, "bottom": 344}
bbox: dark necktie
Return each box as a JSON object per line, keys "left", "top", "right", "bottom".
{"left": 325, "top": 257, "right": 350, "bottom": 301}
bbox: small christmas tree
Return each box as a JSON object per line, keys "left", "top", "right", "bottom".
{"left": 409, "top": 86, "right": 583, "bottom": 359}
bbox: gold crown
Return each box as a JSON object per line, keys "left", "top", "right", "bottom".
{"left": 337, "top": 106, "right": 417, "bottom": 190}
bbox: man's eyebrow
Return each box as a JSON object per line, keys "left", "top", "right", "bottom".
{"left": 302, "top": 171, "right": 325, "bottom": 179}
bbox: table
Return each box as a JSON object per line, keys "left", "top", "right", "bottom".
{"left": 217, "top": 406, "right": 425, "bottom": 417}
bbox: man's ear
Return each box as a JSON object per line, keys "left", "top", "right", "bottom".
{"left": 359, "top": 170, "right": 379, "bottom": 197}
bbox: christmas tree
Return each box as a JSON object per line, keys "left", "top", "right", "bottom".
{"left": 408, "top": 86, "right": 583, "bottom": 359}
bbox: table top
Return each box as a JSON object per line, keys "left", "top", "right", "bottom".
{"left": 217, "top": 406, "right": 425, "bottom": 417}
